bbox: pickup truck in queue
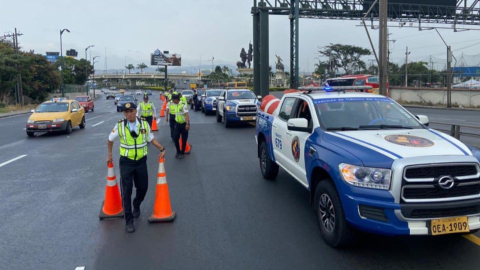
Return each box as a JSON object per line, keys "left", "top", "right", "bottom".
{"left": 255, "top": 86, "right": 480, "bottom": 247}
{"left": 216, "top": 89, "right": 261, "bottom": 128}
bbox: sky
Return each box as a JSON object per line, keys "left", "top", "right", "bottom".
{"left": 2, "top": 0, "right": 480, "bottom": 74}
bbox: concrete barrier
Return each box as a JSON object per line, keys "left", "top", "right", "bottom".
{"left": 390, "top": 87, "right": 480, "bottom": 108}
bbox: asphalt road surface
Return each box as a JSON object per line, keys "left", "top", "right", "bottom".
{"left": 1, "top": 91, "right": 480, "bottom": 270}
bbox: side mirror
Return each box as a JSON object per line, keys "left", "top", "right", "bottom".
{"left": 201, "top": 94, "right": 206, "bottom": 98}
{"left": 218, "top": 96, "right": 225, "bottom": 101}
{"left": 416, "top": 115, "right": 429, "bottom": 126}
{"left": 30, "top": 109, "right": 35, "bottom": 113}
{"left": 257, "top": 95, "right": 262, "bottom": 100}
{"left": 72, "top": 108, "right": 78, "bottom": 112}
{"left": 287, "top": 118, "right": 312, "bottom": 133}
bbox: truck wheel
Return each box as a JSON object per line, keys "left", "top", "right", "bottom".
{"left": 216, "top": 109, "right": 221, "bottom": 122}
{"left": 315, "top": 181, "right": 355, "bottom": 248}
{"left": 65, "top": 121, "right": 73, "bottom": 134}
{"left": 223, "top": 111, "right": 231, "bottom": 128}
{"left": 259, "top": 141, "right": 279, "bottom": 180}
{"left": 79, "top": 117, "right": 86, "bottom": 129}
{"left": 91, "top": 107, "right": 94, "bottom": 112}
{"left": 26, "top": 131, "right": 34, "bottom": 137}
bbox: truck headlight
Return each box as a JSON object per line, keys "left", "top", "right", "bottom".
{"left": 27, "top": 119, "right": 34, "bottom": 123}
{"left": 339, "top": 163, "right": 391, "bottom": 190}
{"left": 205, "top": 100, "right": 213, "bottom": 104}
{"left": 53, "top": 118, "right": 65, "bottom": 122}
{"left": 226, "top": 106, "right": 236, "bottom": 111}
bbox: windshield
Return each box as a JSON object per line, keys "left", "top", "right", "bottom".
{"left": 227, "top": 90, "right": 256, "bottom": 100}
{"left": 182, "top": 90, "right": 194, "bottom": 95}
{"left": 368, "top": 76, "right": 379, "bottom": 83}
{"left": 315, "top": 97, "right": 423, "bottom": 130}
{"left": 196, "top": 90, "right": 205, "bottom": 95}
{"left": 120, "top": 96, "right": 134, "bottom": 101}
{"left": 75, "top": 97, "right": 88, "bottom": 102}
{"left": 326, "top": 78, "right": 355, "bottom": 87}
{"left": 116, "top": 94, "right": 123, "bottom": 97}
{"left": 36, "top": 102, "right": 69, "bottom": 113}
{"left": 207, "top": 90, "right": 223, "bottom": 97}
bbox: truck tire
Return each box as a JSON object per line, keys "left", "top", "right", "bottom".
{"left": 216, "top": 108, "right": 221, "bottom": 122}
{"left": 223, "top": 111, "right": 231, "bottom": 128}
{"left": 315, "top": 181, "right": 355, "bottom": 248}
{"left": 259, "top": 141, "right": 279, "bottom": 180}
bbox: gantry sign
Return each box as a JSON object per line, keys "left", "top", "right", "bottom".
{"left": 252, "top": 0, "right": 480, "bottom": 97}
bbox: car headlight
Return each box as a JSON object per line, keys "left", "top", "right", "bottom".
{"left": 27, "top": 119, "right": 34, "bottom": 123}
{"left": 339, "top": 163, "right": 391, "bottom": 190}
{"left": 226, "top": 105, "right": 236, "bottom": 111}
{"left": 53, "top": 118, "right": 65, "bottom": 122}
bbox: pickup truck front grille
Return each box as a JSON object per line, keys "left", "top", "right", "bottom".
{"left": 237, "top": 105, "right": 257, "bottom": 116}
{"left": 405, "top": 165, "right": 477, "bottom": 179}
{"left": 403, "top": 182, "right": 480, "bottom": 200}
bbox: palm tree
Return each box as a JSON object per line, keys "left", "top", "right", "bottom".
{"left": 222, "top": 65, "right": 230, "bottom": 74}
{"left": 137, "top": 63, "right": 148, "bottom": 73}
{"left": 156, "top": 67, "right": 166, "bottom": 73}
{"left": 126, "top": 64, "right": 135, "bottom": 74}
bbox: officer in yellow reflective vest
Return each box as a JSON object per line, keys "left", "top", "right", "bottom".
{"left": 136, "top": 94, "right": 156, "bottom": 127}
{"left": 107, "top": 102, "right": 166, "bottom": 233}
{"left": 166, "top": 91, "right": 179, "bottom": 141}
{"left": 169, "top": 94, "right": 190, "bottom": 159}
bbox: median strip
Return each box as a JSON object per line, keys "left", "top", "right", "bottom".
{"left": 92, "top": 121, "right": 105, "bottom": 127}
{"left": 0, "top": 154, "right": 27, "bottom": 168}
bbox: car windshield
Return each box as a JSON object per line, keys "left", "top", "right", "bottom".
{"left": 182, "top": 90, "right": 194, "bottom": 95}
{"left": 196, "top": 90, "right": 205, "bottom": 95}
{"left": 75, "top": 97, "right": 88, "bottom": 102}
{"left": 227, "top": 90, "right": 256, "bottom": 100}
{"left": 207, "top": 90, "right": 223, "bottom": 97}
{"left": 36, "top": 102, "right": 69, "bottom": 113}
{"left": 120, "top": 96, "right": 134, "bottom": 101}
{"left": 315, "top": 97, "right": 423, "bottom": 130}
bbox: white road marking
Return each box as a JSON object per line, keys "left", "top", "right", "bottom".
{"left": 92, "top": 121, "right": 105, "bottom": 127}
{"left": 75, "top": 267, "right": 85, "bottom": 270}
{"left": 86, "top": 115, "right": 104, "bottom": 121}
{"left": 0, "top": 155, "right": 27, "bottom": 168}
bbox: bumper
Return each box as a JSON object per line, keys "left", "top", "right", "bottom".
{"left": 226, "top": 112, "right": 257, "bottom": 122}
{"left": 343, "top": 192, "right": 480, "bottom": 236}
{"left": 205, "top": 104, "right": 217, "bottom": 111}
{"left": 26, "top": 122, "right": 67, "bottom": 132}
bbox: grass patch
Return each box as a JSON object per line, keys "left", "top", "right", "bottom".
{"left": 0, "top": 104, "right": 37, "bottom": 114}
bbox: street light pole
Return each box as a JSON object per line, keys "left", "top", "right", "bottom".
{"left": 85, "top": 45, "right": 94, "bottom": 96}
{"left": 93, "top": 56, "right": 100, "bottom": 98}
{"left": 60, "top": 28, "right": 70, "bottom": 97}
{"left": 199, "top": 54, "right": 203, "bottom": 81}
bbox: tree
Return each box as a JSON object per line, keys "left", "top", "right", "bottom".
{"left": 314, "top": 61, "right": 330, "bottom": 78}
{"left": 222, "top": 66, "right": 230, "bottom": 74}
{"left": 137, "top": 63, "right": 148, "bottom": 73}
{"left": 53, "top": 57, "right": 93, "bottom": 85}
{"left": 214, "top": 65, "right": 222, "bottom": 74}
{"left": 318, "top": 44, "right": 371, "bottom": 75}
{"left": 156, "top": 67, "right": 165, "bottom": 73}
{"left": 126, "top": 64, "right": 135, "bottom": 74}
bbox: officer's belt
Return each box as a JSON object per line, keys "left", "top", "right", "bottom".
{"left": 121, "top": 143, "right": 147, "bottom": 149}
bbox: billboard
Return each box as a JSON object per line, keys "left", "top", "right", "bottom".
{"left": 46, "top": 52, "right": 59, "bottom": 64}
{"left": 66, "top": 49, "right": 78, "bottom": 58}
{"left": 151, "top": 49, "right": 182, "bottom": 66}
{"left": 363, "top": 0, "right": 456, "bottom": 17}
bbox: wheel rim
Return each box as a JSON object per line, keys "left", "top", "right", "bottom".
{"left": 318, "top": 193, "right": 336, "bottom": 233}
{"left": 260, "top": 147, "right": 267, "bottom": 174}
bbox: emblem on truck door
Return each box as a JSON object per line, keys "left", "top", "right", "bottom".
{"left": 292, "top": 136, "right": 300, "bottom": 162}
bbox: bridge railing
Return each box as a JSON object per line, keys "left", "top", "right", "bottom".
{"left": 429, "top": 121, "right": 480, "bottom": 139}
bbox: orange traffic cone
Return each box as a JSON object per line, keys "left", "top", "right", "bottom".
{"left": 148, "top": 157, "right": 176, "bottom": 223}
{"left": 99, "top": 162, "right": 124, "bottom": 220}
{"left": 160, "top": 108, "right": 165, "bottom": 117}
{"left": 151, "top": 117, "right": 159, "bottom": 131}
{"left": 179, "top": 136, "right": 192, "bottom": 154}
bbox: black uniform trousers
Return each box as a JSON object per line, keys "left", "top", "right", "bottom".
{"left": 143, "top": 116, "right": 153, "bottom": 128}
{"left": 169, "top": 114, "right": 176, "bottom": 141}
{"left": 174, "top": 122, "right": 189, "bottom": 154}
{"left": 119, "top": 156, "right": 148, "bottom": 225}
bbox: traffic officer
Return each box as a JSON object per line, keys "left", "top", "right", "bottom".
{"left": 107, "top": 102, "right": 166, "bottom": 233}
{"left": 165, "top": 90, "right": 179, "bottom": 141}
{"left": 136, "top": 94, "right": 156, "bottom": 127}
{"left": 169, "top": 94, "right": 190, "bottom": 159}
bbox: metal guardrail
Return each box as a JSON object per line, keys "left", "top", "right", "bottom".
{"left": 430, "top": 121, "right": 480, "bottom": 139}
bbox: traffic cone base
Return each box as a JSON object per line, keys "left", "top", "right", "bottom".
{"left": 99, "top": 201, "right": 124, "bottom": 220}
{"left": 152, "top": 118, "right": 159, "bottom": 131}
{"left": 149, "top": 158, "right": 176, "bottom": 223}
{"left": 179, "top": 138, "right": 192, "bottom": 154}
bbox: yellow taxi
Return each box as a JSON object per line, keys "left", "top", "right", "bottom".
{"left": 26, "top": 98, "right": 86, "bottom": 137}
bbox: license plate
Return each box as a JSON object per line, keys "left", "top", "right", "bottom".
{"left": 430, "top": 216, "right": 469, "bottom": 235}
{"left": 212, "top": 107, "right": 216, "bottom": 111}
{"left": 38, "top": 124, "right": 47, "bottom": 129}
{"left": 242, "top": 116, "right": 255, "bottom": 121}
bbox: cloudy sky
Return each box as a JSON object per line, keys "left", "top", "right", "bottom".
{"left": 2, "top": 0, "right": 480, "bottom": 73}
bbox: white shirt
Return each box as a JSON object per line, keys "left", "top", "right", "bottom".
{"left": 109, "top": 118, "right": 154, "bottom": 142}
{"left": 136, "top": 101, "right": 157, "bottom": 118}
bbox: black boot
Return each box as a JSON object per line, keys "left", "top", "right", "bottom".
{"left": 126, "top": 223, "right": 135, "bottom": 233}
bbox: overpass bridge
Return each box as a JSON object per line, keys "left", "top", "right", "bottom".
{"left": 89, "top": 73, "right": 199, "bottom": 88}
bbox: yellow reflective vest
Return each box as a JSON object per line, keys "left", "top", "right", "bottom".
{"left": 118, "top": 118, "right": 150, "bottom": 160}
{"left": 140, "top": 102, "right": 153, "bottom": 117}
{"left": 169, "top": 103, "right": 187, "bottom": 124}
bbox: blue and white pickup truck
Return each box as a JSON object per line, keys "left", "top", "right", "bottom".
{"left": 256, "top": 89, "right": 480, "bottom": 247}
{"left": 201, "top": 89, "right": 225, "bottom": 115}
{"left": 216, "top": 89, "right": 261, "bottom": 128}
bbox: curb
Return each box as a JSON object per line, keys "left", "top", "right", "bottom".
{"left": 402, "top": 104, "right": 480, "bottom": 112}
{"left": 0, "top": 111, "right": 31, "bottom": 119}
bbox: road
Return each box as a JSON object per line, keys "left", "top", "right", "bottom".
{"left": 1, "top": 91, "right": 480, "bottom": 270}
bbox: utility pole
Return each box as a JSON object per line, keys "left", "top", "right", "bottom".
{"left": 4, "top": 29, "right": 24, "bottom": 105}
{"left": 379, "top": 0, "right": 388, "bottom": 96}
{"left": 447, "top": 46, "right": 452, "bottom": 108}
{"left": 405, "top": 47, "right": 410, "bottom": 87}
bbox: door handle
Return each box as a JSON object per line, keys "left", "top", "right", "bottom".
{"left": 309, "top": 146, "right": 317, "bottom": 156}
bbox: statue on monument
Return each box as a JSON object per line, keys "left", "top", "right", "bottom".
{"left": 247, "top": 42, "right": 253, "bottom": 69}
{"left": 237, "top": 48, "right": 247, "bottom": 69}
{"left": 275, "top": 54, "right": 284, "bottom": 72}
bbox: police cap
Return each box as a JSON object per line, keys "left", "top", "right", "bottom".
{"left": 122, "top": 102, "right": 137, "bottom": 110}
{"left": 172, "top": 94, "right": 180, "bottom": 100}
